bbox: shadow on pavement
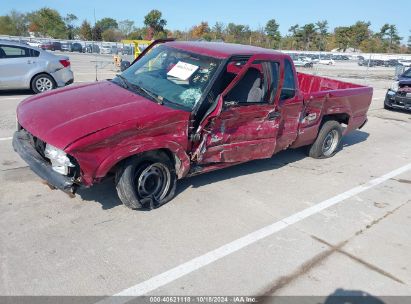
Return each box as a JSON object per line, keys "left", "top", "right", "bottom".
{"left": 0, "top": 89, "right": 33, "bottom": 96}
{"left": 76, "top": 129, "right": 370, "bottom": 210}
{"left": 324, "top": 288, "right": 385, "bottom": 304}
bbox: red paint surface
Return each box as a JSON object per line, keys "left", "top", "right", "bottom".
{"left": 17, "top": 41, "right": 373, "bottom": 187}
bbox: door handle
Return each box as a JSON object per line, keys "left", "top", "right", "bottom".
{"left": 27, "top": 60, "right": 32, "bottom": 64}
{"left": 267, "top": 111, "right": 281, "bottom": 120}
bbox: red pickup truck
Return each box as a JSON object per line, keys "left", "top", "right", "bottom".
{"left": 13, "top": 40, "right": 372, "bottom": 210}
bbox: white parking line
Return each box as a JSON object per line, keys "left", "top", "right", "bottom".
{"left": 0, "top": 137, "right": 12, "bottom": 141}
{"left": 97, "top": 162, "right": 411, "bottom": 302}
{"left": 0, "top": 96, "right": 29, "bottom": 101}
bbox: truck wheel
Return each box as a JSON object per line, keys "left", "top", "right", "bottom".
{"left": 31, "top": 74, "right": 56, "bottom": 94}
{"left": 308, "top": 120, "right": 342, "bottom": 159}
{"left": 115, "top": 152, "right": 177, "bottom": 210}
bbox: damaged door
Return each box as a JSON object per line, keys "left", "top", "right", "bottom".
{"left": 193, "top": 54, "right": 281, "bottom": 164}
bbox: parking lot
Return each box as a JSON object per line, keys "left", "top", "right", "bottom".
{"left": 0, "top": 52, "right": 410, "bottom": 301}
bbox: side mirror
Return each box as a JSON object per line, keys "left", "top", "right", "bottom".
{"left": 121, "top": 61, "right": 131, "bottom": 71}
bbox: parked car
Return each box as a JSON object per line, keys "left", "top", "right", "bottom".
{"left": 120, "top": 46, "right": 133, "bottom": 55}
{"left": 398, "top": 59, "right": 411, "bottom": 67}
{"left": 85, "top": 44, "right": 100, "bottom": 53}
{"left": 384, "top": 67, "right": 411, "bottom": 111}
{"left": 111, "top": 45, "right": 118, "bottom": 55}
{"left": 293, "top": 57, "right": 314, "bottom": 68}
{"left": 40, "top": 41, "right": 62, "bottom": 51}
{"left": 100, "top": 45, "right": 112, "bottom": 54}
{"left": 13, "top": 40, "right": 372, "bottom": 210}
{"left": 61, "top": 42, "right": 71, "bottom": 52}
{"left": 27, "top": 40, "right": 42, "bottom": 48}
{"left": 318, "top": 56, "right": 335, "bottom": 65}
{"left": 70, "top": 42, "right": 83, "bottom": 53}
{"left": 0, "top": 40, "right": 73, "bottom": 93}
{"left": 384, "top": 59, "right": 401, "bottom": 67}
{"left": 359, "top": 59, "right": 382, "bottom": 67}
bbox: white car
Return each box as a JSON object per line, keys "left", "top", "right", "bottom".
{"left": 0, "top": 40, "right": 74, "bottom": 93}
{"left": 318, "top": 58, "right": 335, "bottom": 65}
{"left": 27, "top": 40, "right": 42, "bottom": 48}
{"left": 398, "top": 59, "right": 411, "bottom": 67}
{"left": 100, "top": 45, "right": 112, "bottom": 55}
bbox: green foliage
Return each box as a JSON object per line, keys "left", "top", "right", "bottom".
{"left": 92, "top": 25, "right": 102, "bottom": 41}
{"left": 118, "top": 19, "right": 135, "bottom": 37}
{"left": 265, "top": 19, "right": 280, "bottom": 48}
{"left": 95, "top": 17, "right": 118, "bottom": 32}
{"left": 79, "top": 20, "right": 92, "bottom": 40}
{"left": 28, "top": 7, "right": 67, "bottom": 38}
{"left": 144, "top": 9, "right": 166, "bottom": 38}
{"left": 0, "top": 7, "right": 408, "bottom": 54}
{"left": 64, "top": 13, "right": 78, "bottom": 40}
{"left": 378, "top": 24, "right": 402, "bottom": 52}
{"left": 102, "top": 28, "right": 122, "bottom": 42}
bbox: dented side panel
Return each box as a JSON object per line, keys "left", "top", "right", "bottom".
{"left": 196, "top": 105, "right": 279, "bottom": 164}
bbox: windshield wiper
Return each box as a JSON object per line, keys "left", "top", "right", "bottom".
{"left": 132, "top": 84, "right": 164, "bottom": 105}
{"left": 115, "top": 74, "right": 130, "bottom": 89}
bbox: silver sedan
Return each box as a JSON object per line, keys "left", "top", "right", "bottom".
{"left": 0, "top": 40, "right": 74, "bottom": 93}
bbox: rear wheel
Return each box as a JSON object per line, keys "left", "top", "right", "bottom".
{"left": 31, "top": 74, "right": 56, "bottom": 94}
{"left": 115, "top": 152, "right": 177, "bottom": 210}
{"left": 308, "top": 120, "right": 342, "bottom": 159}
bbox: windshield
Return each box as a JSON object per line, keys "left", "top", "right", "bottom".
{"left": 402, "top": 68, "right": 411, "bottom": 78}
{"left": 116, "top": 45, "right": 221, "bottom": 110}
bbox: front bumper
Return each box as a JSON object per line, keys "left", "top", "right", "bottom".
{"left": 12, "top": 130, "right": 76, "bottom": 194}
{"left": 385, "top": 90, "right": 411, "bottom": 111}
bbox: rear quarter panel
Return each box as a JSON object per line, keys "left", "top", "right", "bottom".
{"left": 291, "top": 73, "right": 372, "bottom": 148}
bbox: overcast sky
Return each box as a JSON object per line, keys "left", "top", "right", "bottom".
{"left": 2, "top": 0, "right": 410, "bottom": 41}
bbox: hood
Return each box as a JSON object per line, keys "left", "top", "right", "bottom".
{"left": 399, "top": 78, "right": 411, "bottom": 86}
{"left": 17, "top": 81, "right": 188, "bottom": 149}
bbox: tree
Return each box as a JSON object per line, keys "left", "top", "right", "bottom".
{"left": 212, "top": 22, "right": 225, "bottom": 40}
{"left": 300, "top": 23, "right": 316, "bottom": 50}
{"left": 408, "top": 31, "right": 411, "bottom": 53}
{"left": 0, "top": 10, "right": 28, "bottom": 36}
{"left": 144, "top": 9, "right": 166, "bottom": 38}
{"left": 79, "top": 20, "right": 92, "bottom": 40}
{"left": 96, "top": 17, "right": 118, "bottom": 32}
{"left": 0, "top": 15, "right": 14, "bottom": 35}
{"left": 102, "top": 28, "right": 122, "bottom": 41}
{"left": 315, "top": 20, "right": 328, "bottom": 50}
{"left": 265, "top": 19, "right": 281, "bottom": 48}
{"left": 28, "top": 8, "right": 67, "bottom": 38}
{"left": 334, "top": 26, "right": 351, "bottom": 51}
{"left": 118, "top": 19, "right": 134, "bottom": 37}
{"left": 350, "top": 21, "right": 371, "bottom": 50}
{"left": 64, "top": 13, "right": 78, "bottom": 39}
{"left": 127, "top": 27, "right": 146, "bottom": 40}
{"left": 92, "top": 25, "right": 102, "bottom": 41}
{"left": 191, "top": 21, "right": 210, "bottom": 39}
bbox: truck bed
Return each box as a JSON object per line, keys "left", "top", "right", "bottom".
{"left": 291, "top": 73, "right": 373, "bottom": 148}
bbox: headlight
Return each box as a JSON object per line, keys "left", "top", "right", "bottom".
{"left": 390, "top": 81, "right": 399, "bottom": 92}
{"left": 44, "top": 144, "right": 74, "bottom": 175}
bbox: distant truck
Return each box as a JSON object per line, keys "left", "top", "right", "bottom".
{"left": 13, "top": 40, "right": 372, "bottom": 210}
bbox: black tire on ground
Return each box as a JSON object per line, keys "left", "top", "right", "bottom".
{"left": 115, "top": 151, "right": 177, "bottom": 210}
{"left": 383, "top": 97, "right": 392, "bottom": 110}
{"left": 31, "top": 74, "right": 56, "bottom": 94}
{"left": 308, "top": 120, "right": 343, "bottom": 159}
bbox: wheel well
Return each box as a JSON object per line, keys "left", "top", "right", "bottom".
{"left": 321, "top": 113, "right": 350, "bottom": 126}
{"left": 111, "top": 149, "right": 177, "bottom": 174}
{"left": 30, "top": 72, "right": 56, "bottom": 88}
